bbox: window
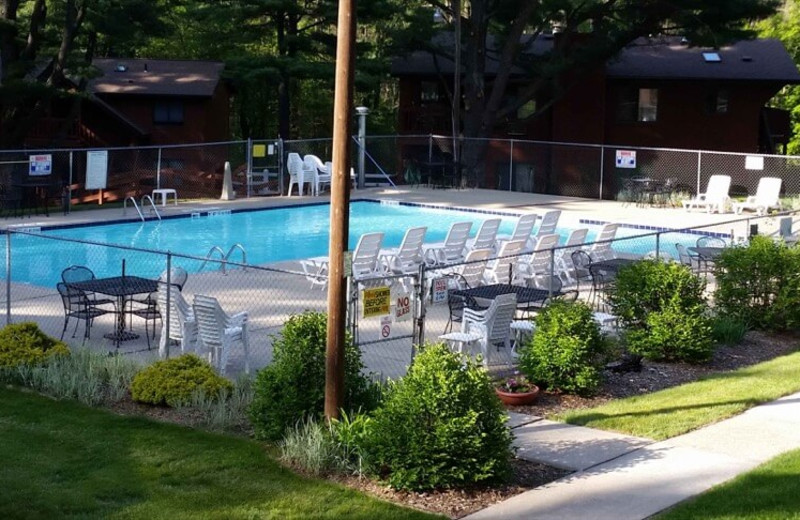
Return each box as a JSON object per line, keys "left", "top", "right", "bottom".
{"left": 617, "top": 88, "right": 658, "bottom": 122}
{"left": 420, "top": 81, "right": 440, "bottom": 103}
{"left": 153, "top": 101, "right": 184, "bottom": 124}
{"left": 707, "top": 90, "right": 729, "bottom": 114}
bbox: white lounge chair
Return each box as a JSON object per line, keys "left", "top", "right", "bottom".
{"left": 303, "top": 154, "right": 331, "bottom": 196}
{"left": 383, "top": 226, "right": 428, "bottom": 276}
{"left": 682, "top": 175, "right": 731, "bottom": 213}
{"left": 446, "top": 248, "right": 492, "bottom": 289}
{"left": 439, "top": 292, "right": 517, "bottom": 367}
{"left": 193, "top": 294, "right": 249, "bottom": 375}
{"left": 324, "top": 161, "right": 358, "bottom": 189}
{"left": 536, "top": 210, "right": 562, "bottom": 237}
{"left": 556, "top": 228, "right": 589, "bottom": 282}
{"left": 495, "top": 213, "right": 537, "bottom": 252}
{"left": 157, "top": 284, "right": 196, "bottom": 357}
{"left": 424, "top": 221, "right": 472, "bottom": 266}
{"left": 733, "top": 177, "right": 783, "bottom": 216}
{"left": 286, "top": 152, "right": 309, "bottom": 196}
{"left": 483, "top": 239, "right": 526, "bottom": 285}
{"left": 300, "top": 231, "right": 387, "bottom": 289}
{"left": 516, "top": 233, "right": 560, "bottom": 285}
{"left": 468, "top": 218, "right": 502, "bottom": 252}
{"left": 589, "top": 223, "right": 619, "bottom": 261}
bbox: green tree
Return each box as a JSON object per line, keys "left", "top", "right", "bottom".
{"left": 757, "top": 1, "right": 800, "bottom": 154}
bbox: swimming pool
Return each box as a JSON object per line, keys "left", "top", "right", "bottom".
{"left": 9, "top": 200, "right": 707, "bottom": 287}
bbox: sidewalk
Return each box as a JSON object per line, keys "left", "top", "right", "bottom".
{"left": 469, "top": 391, "right": 800, "bottom": 519}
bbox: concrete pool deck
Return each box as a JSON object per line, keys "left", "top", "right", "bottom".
{"left": 1, "top": 187, "right": 794, "bottom": 378}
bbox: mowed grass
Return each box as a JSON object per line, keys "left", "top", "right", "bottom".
{"left": 656, "top": 448, "right": 800, "bottom": 519}
{"left": 561, "top": 351, "right": 800, "bottom": 440}
{"left": 0, "top": 387, "right": 439, "bottom": 520}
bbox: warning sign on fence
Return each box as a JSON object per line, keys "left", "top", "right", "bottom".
{"left": 381, "top": 316, "right": 393, "bottom": 338}
{"left": 362, "top": 286, "right": 391, "bottom": 318}
{"left": 432, "top": 278, "right": 449, "bottom": 304}
{"left": 395, "top": 294, "right": 412, "bottom": 321}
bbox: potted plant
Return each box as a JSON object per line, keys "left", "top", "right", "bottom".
{"left": 494, "top": 374, "right": 540, "bottom": 406}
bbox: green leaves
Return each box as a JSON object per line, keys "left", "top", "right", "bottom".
{"left": 130, "top": 354, "right": 234, "bottom": 407}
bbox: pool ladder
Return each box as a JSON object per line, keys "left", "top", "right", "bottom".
{"left": 123, "top": 195, "right": 161, "bottom": 222}
{"left": 198, "top": 243, "right": 247, "bottom": 275}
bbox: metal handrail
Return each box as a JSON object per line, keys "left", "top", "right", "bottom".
{"left": 224, "top": 243, "right": 247, "bottom": 271}
{"left": 123, "top": 197, "right": 144, "bottom": 221}
{"left": 197, "top": 246, "right": 226, "bottom": 273}
{"left": 140, "top": 194, "right": 161, "bottom": 221}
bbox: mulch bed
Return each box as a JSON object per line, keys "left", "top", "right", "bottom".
{"left": 102, "top": 330, "right": 799, "bottom": 519}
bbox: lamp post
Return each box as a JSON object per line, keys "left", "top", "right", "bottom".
{"left": 356, "top": 106, "right": 368, "bottom": 189}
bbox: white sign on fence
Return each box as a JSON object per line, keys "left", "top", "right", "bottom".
{"left": 432, "top": 278, "right": 449, "bottom": 304}
{"left": 615, "top": 150, "right": 637, "bottom": 169}
{"left": 85, "top": 150, "right": 109, "bottom": 190}
{"left": 28, "top": 154, "right": 52, "bottom": 176}
{"left": 395, "top": 293, "right": 412, "bottom": 321}
{"left": 745, "top": 155, "right": 764, "bottom": 170}
{"left": 380, "top": 316, "right": 393, "bottom": 338}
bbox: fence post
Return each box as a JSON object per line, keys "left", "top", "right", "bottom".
{"left": 5, "top": 232, "right": 11, "bottom": 326}
{"left": 696, "top": 151, "right": 702, "bottom": 195}
{"left": 156, "top": 147, "right": 162, "bottom": 190}
{"left": 599, "top": 146, "right": 605, "bottom": 200}
{"left": 246, "top": 137, "right": 253, "bottom": 198}
{"left": 164, "top": 253, "right": 171, "bottom": 359}
{"left": 68, "top": 151, "right": 73, "bottom": 214}
{"left": 655, "top": 232, "right": 661, "bottom": 259}
{"left": 509, "top": 139, "right": 514, "bottom": 191}
{"left": 346, "top": 275, "right": 357, "bottom": 345}
{"left": 548, "top": 248, "right": 555, "bottom": 298}
{"left": 412, "top": 263, "right": 426, "bottom": 358}
{"left": 278, "top": 138, "right": 285, "bottom": 195}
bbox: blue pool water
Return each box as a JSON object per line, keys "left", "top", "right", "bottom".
{"left": 10, "top": 201, "right": 705, "bottom": 288}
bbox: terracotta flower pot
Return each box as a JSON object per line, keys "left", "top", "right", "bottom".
{"left": 495, "top": 385, "right": 540, "bottom": 406}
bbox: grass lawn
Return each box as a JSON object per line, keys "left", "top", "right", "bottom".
{"left": 656, "top": 448, "right": 800, "bottom": 519}
{"left": 561, "top": 351, "right": 800, "bottom": 440}
{"left": 0, "top": 386, "right": 439, "bottom": 520}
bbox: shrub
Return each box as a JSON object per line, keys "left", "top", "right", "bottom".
{"left": 14, "top": 348, "right": 141, "bottom": 406}
{"left": 131, "top": 354, "right": 233, "bottom": 407}
{"left": 249, "top": 311, "right": 381, "bottom": 441}
{"left": 361, "top": 343, "right": 512, "bottom": 491}
{"left": 518, "top": 300, "right": 607, "bottom": 396}
{"left": 711, "top": 315, "right": 749, "bottom": 346}
{"left": 0, "top": 322, "right": 69, "bottom": 369}
{"left": 609, "top": 260, "right": 713, "bottom": 363}
{"left": 714, "top": 236, "right": 800, "bottom": 331}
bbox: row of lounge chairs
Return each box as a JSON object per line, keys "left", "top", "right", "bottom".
{"left": 683, "top": 175, "right": 783, "bottom": 215}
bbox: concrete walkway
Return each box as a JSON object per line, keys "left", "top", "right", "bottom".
{"left": 469, "top": 392, "right": 800, "bottom": 520}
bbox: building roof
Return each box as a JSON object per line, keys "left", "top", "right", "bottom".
{"left": 607, "top": 37, "right": 800, "bottom": 83}
{"left": 391, "top": 35, "right": 800, "bottom": 84}
{"left": 90, "top": 59, "right": 225, "bottom": 97}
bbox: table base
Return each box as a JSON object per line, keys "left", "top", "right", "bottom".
{"left": 103, "top": 330, "right": 140, "bottom": 342}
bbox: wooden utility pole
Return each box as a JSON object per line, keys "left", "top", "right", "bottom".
{"left": 324, "top": 0, "right": 355, "bottom": 420}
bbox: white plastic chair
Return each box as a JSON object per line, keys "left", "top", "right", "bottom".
{"left": 157, "top": 283, "right": 196, "bottom": 357}
{"left": 286, "top": 152, "right": 309, "bottom": 196}
{"left": 383, "top": 226, "right": 428, "bottom": 276}
{"left": 438, "top": 292, "right": 517, "bottom": 366}
{"left": 733, "top": 177, "right": 783, "bottom": 216}
{"left": 517, "top": 233, "right": 560, "bottom": 285}
{"left": 556, "top": 228, "right": 588, "bottom": 282}
{"left": 495, "top": 213, "right": 537, "bottom": 253}
{"left": 304, "top": 154, "right": 331, "bottom": 196}
{"left": 193, "top": 294, "right": 250, "bottom": 375}
{"left": 424, "top": 221, "right": 472, "bottom": 266}
{"left": 325, "top": 161, "right": 358, "bottom": 189}
{"left": 483, "top": 239, "right": 526, "bottom": 285}
{"left": 589, "top": 223, "right": 619, "bottom": 261}
{"left": 468, "top": 218, "right": 502, "bottom": 252}
{"left": 351, "top": 232, "right": 388, "bottom": 283}
{"left": 682, "top": 175, "right": 731, "bottom": 213}
{"left": 536, "top": 210, "right": 562, "bottom": 237}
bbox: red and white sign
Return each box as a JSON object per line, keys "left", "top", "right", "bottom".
{"left": 432, "top": 278, "right": 449, "bottom": 304}
{"left": 380, "top": 316, "right": 392, "bottom": 338}
{"left": 395, "top": 294, "right": 412, "bottom": 321}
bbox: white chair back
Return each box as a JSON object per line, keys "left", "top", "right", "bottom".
{"left": 486, "top": 239, "right": 525, "bottom": 284}
{"left": 524, "top": 233, "right": 560, "bottom": 277}
{"left": 472, "top": 218, "right": 501, "bottom": 250}
{"left": 537, "top": 210, "right": 562, "bottom": 236}
{"left": 352, "top": 232, "right": 385, "bottom": 280}
{"left": 755, "top": 177, "right": 782, "bottom": 205}
{"left": 705, "top": 175, "right": 732, "bottom": 203}
{"left": 487, "top": 293, "right": 517, "bottom": 346}
{"left": 390, "top": 226, "right": 427, "bottom": 273}
{"left": 157, "top": 283, "right": 195, "bottom": 355}
{"left": 286, "top": 153, "right": 306, "bottom": 196}
{"left": 457, "top": 248, "right": 492, "bottom": 288}
{"left": 590, "top": 223, "right": 619, "bottom": 260}
{"left": 193, "top": 294, "right": 250, "bottom": 374}
{"left": 510, "top": 213, "right": 537, "bottom": 242}
{"left": 441, "top": 221, "right": 472, "bottom": 263}
{"left": 564, "top": 228, "right": 588, "bottom": 249}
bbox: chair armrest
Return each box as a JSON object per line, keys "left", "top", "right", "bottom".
{"left": 462, "top": 306, "right": 487, "bottom": 325}
{"left": 227, "top": 311, "right": 248, "bottom": 327}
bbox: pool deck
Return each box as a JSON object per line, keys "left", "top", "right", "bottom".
{"left": 2, "top": 187, "right": 794, "bottom": 378}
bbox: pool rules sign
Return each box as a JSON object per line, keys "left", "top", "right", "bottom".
{"left": 362, "top": 286, "right": 391, "bottom": 319}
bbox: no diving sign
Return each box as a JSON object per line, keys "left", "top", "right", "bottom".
{"left": 380, "top": 316, "right": 392, "bottom": 338}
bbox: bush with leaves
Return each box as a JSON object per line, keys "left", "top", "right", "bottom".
{"left": 249, "top": 311, "right": 380, "bottom": 442}
{"left": 609, "top": 260, "right": 712, "bottom": 363}
{"left": 518, "top": 300, "right": 607, "bottom": 396}
{"left": 0, "top": 322, "right": 69, "bottom": 369}
{"left": 361, "top": 343, "right": 512, "bottom": 491}
{"left": 131, "top": 354, "right": 233, "bottom": 407}
{"left": 714, "top": 236, "right": 800, "bottom": 331}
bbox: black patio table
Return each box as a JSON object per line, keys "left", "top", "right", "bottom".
{"left": 588, "top": 258, "right": 638, "bottom": 274}
{"left": 688, "top": 246, "right": 725, "bottom": 261}
{"left": 66, "top": 275, "right": 159, "bottom": 348}
{"left": 451, "top": 283, "right": 563, "bottom": 311}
